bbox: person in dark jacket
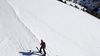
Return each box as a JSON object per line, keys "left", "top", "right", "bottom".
{"left": 39, "top": 40, "right": 46, "bottom": 54}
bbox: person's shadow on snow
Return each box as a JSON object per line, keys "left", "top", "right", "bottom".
{"left": 19, "top": 50, "right": 33, "bottom": 56}
{"left": 19, "top": 50, "right": 46, "bottom": 56}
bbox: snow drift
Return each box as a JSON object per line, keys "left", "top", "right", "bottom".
{"left": 0, "top": 0, "right": 40, "bottom": 56}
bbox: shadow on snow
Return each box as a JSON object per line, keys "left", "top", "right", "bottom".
{"left": 19, "top": 50, "right": 46, "bottom": 56}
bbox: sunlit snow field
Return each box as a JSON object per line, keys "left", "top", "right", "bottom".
{"left": 0, "top": 0, "right": 100, "bottom": 56}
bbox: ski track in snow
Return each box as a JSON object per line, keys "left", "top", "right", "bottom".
{"left": 0, "top": 37, "right": 9, "bottom": 49}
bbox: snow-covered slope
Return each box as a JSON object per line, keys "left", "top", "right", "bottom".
{"left": 0, "top": 0, "right": 40, "bottom": 56}
{"left": 1, "top": 0, "right": 100, "bottom": 56}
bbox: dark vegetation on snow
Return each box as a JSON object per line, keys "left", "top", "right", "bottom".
{"left": 58, "top": 0, "right": 100, "bottom": 19}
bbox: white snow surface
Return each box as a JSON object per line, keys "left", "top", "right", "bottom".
{"left": 1, "top": 0, "right": 100, "bottom": 56}
{"left": 0, "top": 0, "right": 40, "bottom": 56}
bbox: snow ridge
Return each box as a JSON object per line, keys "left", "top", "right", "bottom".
{"left": 0, "top": 0, "right": 40, "bottom": 56}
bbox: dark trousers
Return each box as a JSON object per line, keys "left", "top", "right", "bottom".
{"left": 39, "top": 47, "right": 46, "bottom": 54}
